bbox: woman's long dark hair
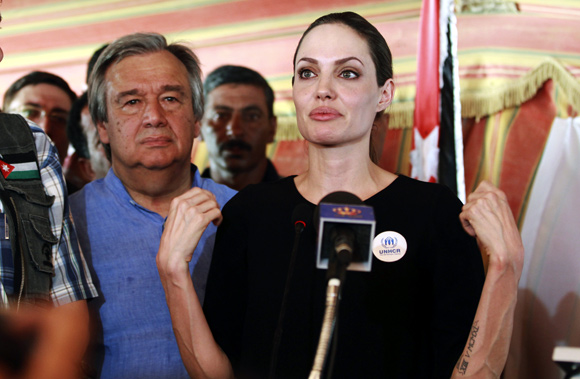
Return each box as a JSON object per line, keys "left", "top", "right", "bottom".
{"left": 292, "top": 12, "right": 394, "bottom": 164}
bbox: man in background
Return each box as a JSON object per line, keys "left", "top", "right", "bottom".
{"left": 86, "top": 44, "right": 109, "bottom": 85}
{"left": 201, "top": 65, "right": 280, "bottom": 190}
{"left": 65, "top": 92, "right": 110, "bottom": 190}
{"left": 3, "top": 71, "right": 76, "bottom": 166}
{"left": 63, "top": 44, "right": 111, "bottom": 191}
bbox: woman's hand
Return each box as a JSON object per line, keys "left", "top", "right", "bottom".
{"left": 459, "top": 181, "right": 524, "bottom": 277}
{"left": 154, "top": 188, "right": 234, "bottom": 379}
{"left": 452, "top": 181, "right": 524, "bottom": 378}
{"left": 156, "top": 187, "right": 223, "bottom": 279}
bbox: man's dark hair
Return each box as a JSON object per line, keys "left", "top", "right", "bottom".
{"left": 204, "top": 65, "right": 275, "bottom": 118}
{"left": 86, "top": 44, "right": 109, "bottom": 84}
{"left": 3, "top": 71, "right": 77, "bottom": 111}
{"left": 67, "top": 92, "right": 90, "bottom": 159}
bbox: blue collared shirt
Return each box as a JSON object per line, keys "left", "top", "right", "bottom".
{"left": 70, "top": 166, "right": 236, "bottom": 378}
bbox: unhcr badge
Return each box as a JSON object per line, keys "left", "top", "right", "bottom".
{"left": 372, "top": 231, "right": 407, "bottom": 262}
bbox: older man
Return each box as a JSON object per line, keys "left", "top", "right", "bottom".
{"left": 201, "top": 65, "right": 280, "bottom": 190}
{"left": 69, "top": 33, "right": 235, "bottom": 377}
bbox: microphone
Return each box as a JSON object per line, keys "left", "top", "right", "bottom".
{"left": 269, "top": 203, "right": 312, "bottom": 379}
{"left": 314, "top": 191, "right": 376, "bottom": 281}
{"left": 309, "top": 192, "right": 375, "bottom": 379}
{"left": 292, "top": 202, "right": 310, "bottom": 233}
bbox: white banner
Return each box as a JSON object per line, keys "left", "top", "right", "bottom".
{"left": 506, "top": 116, "right": 580, "bottom": 378}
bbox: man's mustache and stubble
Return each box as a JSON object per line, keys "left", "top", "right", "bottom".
{"left": 220, "top": 139, "right": 252, "bottom": 155}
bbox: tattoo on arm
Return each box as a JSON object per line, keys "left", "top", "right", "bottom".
{"left": 456, "top": 320, "right": 480, "bottom": 375}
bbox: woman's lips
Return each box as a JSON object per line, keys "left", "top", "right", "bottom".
{"left": 309, "top": 107, "right": 341, "bottom": 121}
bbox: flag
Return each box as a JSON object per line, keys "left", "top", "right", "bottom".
{"left": 0, "top": 159, "right": 15, "bottom": 179}
{"left": 410, "top": 0, "right": 466, "bottom": 202}
{"left": 0, "top": 152, "right": 40, "bottom": 180}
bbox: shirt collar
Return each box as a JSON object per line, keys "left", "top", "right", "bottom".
{"left": 104, "top": 164, "right": 201, "bottom": 210}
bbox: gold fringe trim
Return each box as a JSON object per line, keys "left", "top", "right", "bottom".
{"left": 385, "top": 101, "right": 415, "bottom": 129}
{"left": 273, "top": 58, "right": 579, "bottom": 140}
{"left": 461, "top": 57, "right": 580, "bottom": 121}
{"left": 275, "top": 115, "right": 303, "bottom": 141}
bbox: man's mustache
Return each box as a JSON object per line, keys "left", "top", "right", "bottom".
{"left": 219, "top": 139, "right": 252, "bottom": 153}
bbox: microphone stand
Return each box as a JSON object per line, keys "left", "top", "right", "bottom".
{"left": 269, "top": 219, "right": 306, "bottom": 379}
{"left": 309, "top": 278, "right": 341, "bottom": 379}
{"left": 309, "top": 248, "right": 351, "bottom": 379}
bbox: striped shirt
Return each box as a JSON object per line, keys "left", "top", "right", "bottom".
{"left": 0, "top": 122, "right": 97, "bottom": 306}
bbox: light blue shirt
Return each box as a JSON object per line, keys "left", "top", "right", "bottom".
{"left": 70, "top": 166, "right": 236, "bottom": 378}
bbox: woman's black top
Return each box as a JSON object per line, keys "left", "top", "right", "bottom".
{"left": 204, "top": 175, "right": 484, "bottom": 378}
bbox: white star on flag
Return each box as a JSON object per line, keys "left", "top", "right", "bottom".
{"left": 0, "top": 160, "right": 15, "bottom": 179}
{"left": 410, "top": 126, "right": 440, "bottom": 183}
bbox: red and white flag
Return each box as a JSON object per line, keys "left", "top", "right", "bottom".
{"left": 410, "top": 0, "right": 466, "bottom": 201}
{"left": 0, "top": 159, "right": 15, "bottom": 179}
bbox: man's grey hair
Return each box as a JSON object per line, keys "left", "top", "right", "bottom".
{"left": 88, "top": 32, "right": 204, "bottom": 126}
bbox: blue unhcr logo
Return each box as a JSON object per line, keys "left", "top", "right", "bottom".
{"left": 373, "top": 231, "right": 407, "bottom": 263}
{"left": 381, "top": 236, "right": 398, "bottom": 248}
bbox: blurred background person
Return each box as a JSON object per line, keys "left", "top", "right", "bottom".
{"left": 201, "top": 65, "right": 279, "bottom": 191}
{"left": 3, "top": 71, "right": 76, "bottom": 166}
{"left": 85, "top": 44, "right": 109, "bottom": 86}
{"left": 65, "top": 92, "right": 110, "bottom": 191}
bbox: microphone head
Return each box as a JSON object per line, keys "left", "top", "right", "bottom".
{"left": 314, "top": 191, "right": 363, "bottom": 230}
{"left": 314, "top": 191, "right": 375, "bottom": 275}
{"left": 320, "top": 191, "right": 363, "bottom": 206}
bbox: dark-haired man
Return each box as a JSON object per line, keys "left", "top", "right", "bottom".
{"left": 65, "top": 92, "right": 110, "bottom": 190}
{"left": 201, "top": 65, "right": 280, "bottom": 190}
{"left": 3, "top": 71, "right": 77, "bottom": 165}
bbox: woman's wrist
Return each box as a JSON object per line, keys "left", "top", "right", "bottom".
{"left": 157, "top": 254, "right": 190, "bottom": 286}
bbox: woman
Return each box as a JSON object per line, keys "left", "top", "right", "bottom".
{"left": 157, "top": 12, "right": 523, "bottom": 379}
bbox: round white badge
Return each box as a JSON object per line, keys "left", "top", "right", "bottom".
{"left": 372, "top": 231, "right": 407, "bottom": 262}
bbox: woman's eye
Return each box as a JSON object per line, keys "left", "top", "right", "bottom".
{"left": 340, "top": 70, "right": 358, "bottom": 79}
{"left": 299, "top": 69, "right": 316, "bottom": 79}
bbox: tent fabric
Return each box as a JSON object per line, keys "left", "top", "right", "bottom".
{"left": 2, "top": 1, "right": 579, "bottom": 138}
{"left": 463, "top": 79, "right": 558, "bottom": 225}
{"left": 505, "top": 115, "right": 580, "bottom": 379}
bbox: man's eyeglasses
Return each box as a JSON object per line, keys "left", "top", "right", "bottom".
{"left": 11, "top": 105, "right": 69, "bottom": 127}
